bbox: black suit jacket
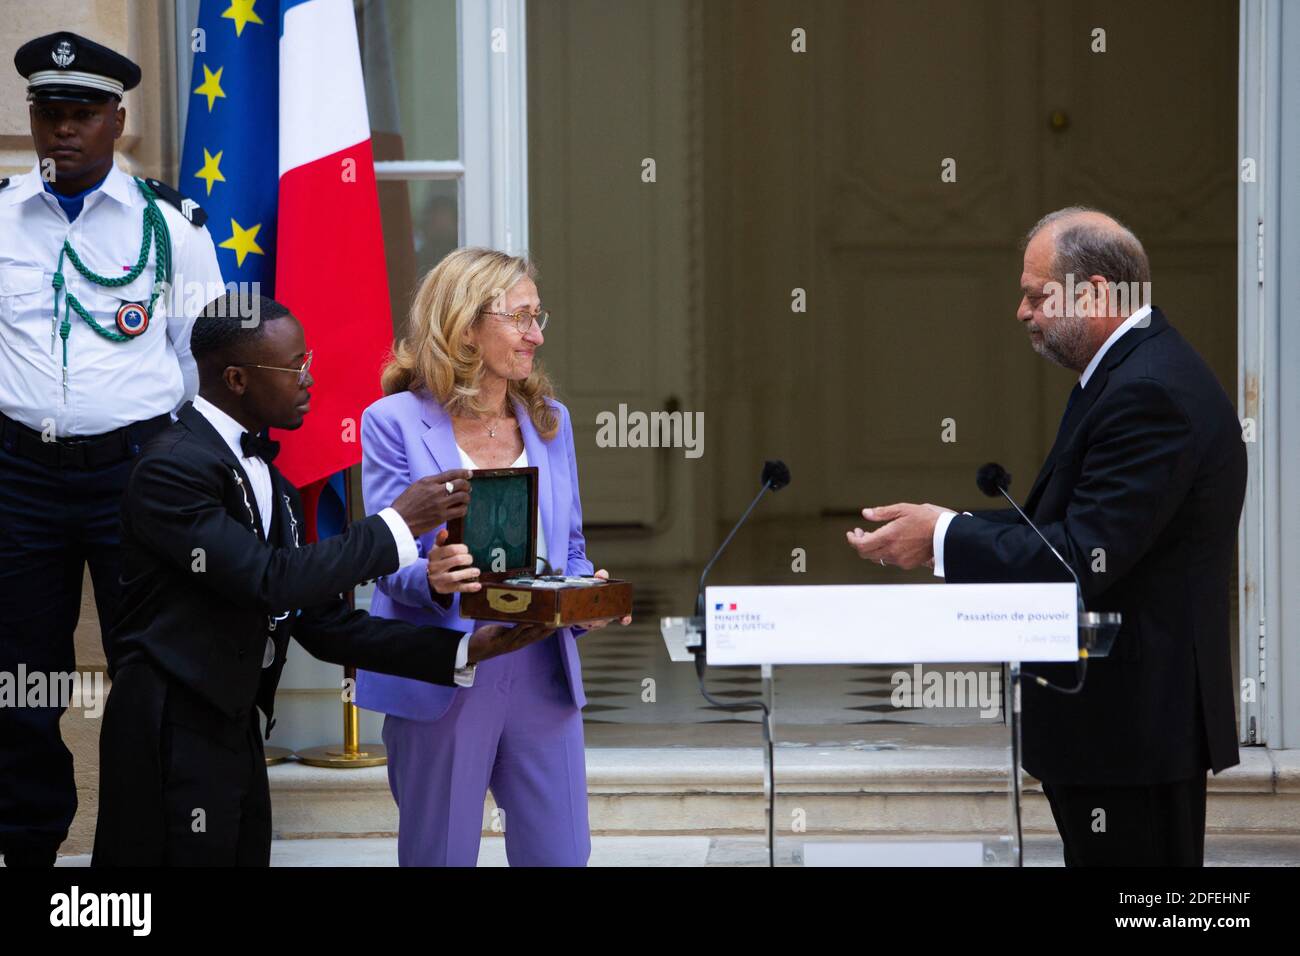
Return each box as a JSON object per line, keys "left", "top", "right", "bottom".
{"left": 944, "top": 308, "right": 1246, "bottom": 786}
{"left": 109, "top": 402, "right": 463, "bottom": 733}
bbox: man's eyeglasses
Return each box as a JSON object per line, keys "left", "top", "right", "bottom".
{"left": 482, "top": 309, "right": 549, "bottom": 333}
{"left": 238, "top": 349, "right": 313, "bottom": 385}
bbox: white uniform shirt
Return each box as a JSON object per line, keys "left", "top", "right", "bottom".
{"left": 0, "top": 162, "right": 225, "bottom": 437}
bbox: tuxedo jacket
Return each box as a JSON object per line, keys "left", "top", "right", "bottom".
{"left": 108, "top": 402, "right": 465, "bottom": 734}
{"left": 944, "top": 308, "right": 1246, "bottom": 786}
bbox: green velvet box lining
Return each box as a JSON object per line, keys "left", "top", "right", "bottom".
{"left": 460, "top": 470, "right": 536, "bottom": 572}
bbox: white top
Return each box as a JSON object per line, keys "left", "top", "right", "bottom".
{"left": 457, "top": 444, "right": 548, "bottom": 570}
{"left": 0, "top": 163, "right": 225, "bottom": 436}
{"left": 932, "top": 303, "right": 1154, "bottom": 577}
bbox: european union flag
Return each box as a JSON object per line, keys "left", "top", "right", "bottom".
{"left": 180, "top": 0, "right": 280, "bottom": 294}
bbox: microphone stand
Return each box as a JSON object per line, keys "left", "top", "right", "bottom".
{"left": 974, "top": 465, "right": 1120, "bottom": 865}
{"left": 987, "top": 482, "right": 1082, "bottom": 866}
{"left": 985, "top": 477, "right": 1121, "bottom": 866}
{"left": 694, "top": 479, "right": 776, "bottom": 617}
{"left": 990, "top": 484, "right": 1088, "bottom": 696}
{"left": 693, "top": 477, "right": 779, "bottom": 868}
{"left": 991, "top": 486, "right": 1086, "bottom": 617}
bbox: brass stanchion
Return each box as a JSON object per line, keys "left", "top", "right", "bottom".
{"left": 263, "top": 746, "right": 294, "bottom": 766}
{"left": 295, "top": 665, "right": 388, "bottom": 767}
{"left": 293, "top": 468, "right": 388, "bottom": 768}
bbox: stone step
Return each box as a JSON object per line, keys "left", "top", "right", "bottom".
{"left": 40, "top": 833, "right": 1300, "bottom": 868}
{"left": 267, "top": 744, "right": 1299, "bottom": 840}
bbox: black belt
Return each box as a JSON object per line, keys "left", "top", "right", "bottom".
{"left": 0, "top": 410, "right": 170, "bottom": 470}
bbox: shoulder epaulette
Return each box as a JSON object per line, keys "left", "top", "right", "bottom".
{"left": 141, "top": 177, "right": 208, "bottom": 227}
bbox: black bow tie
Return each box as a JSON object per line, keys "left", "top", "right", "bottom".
{"left": 240, "top": 431, "right": 280, "bottom": 463}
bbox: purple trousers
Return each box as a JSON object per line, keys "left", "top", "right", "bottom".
{"left": 381, "top": 633, "right": 590, "bottom": 866}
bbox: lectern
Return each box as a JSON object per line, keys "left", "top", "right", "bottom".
{"left": 663, "top": 582, "right": 1118, "bottom": 866}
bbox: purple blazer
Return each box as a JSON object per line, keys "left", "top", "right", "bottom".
{"left": 355, "top": 388, "right": 592, "bottom": 722}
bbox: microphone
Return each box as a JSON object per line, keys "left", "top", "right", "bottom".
{"left": 695, "top": 460, "right": 790, "bottom": 617}
{"left": 976, "top": 462, "right": 1083, "bottom": 612}
{"left": 761, "top": 459, "right": 790, "bottom": 492}
{"left": 976, "top": 461, "right": 1089, "bottom": 695}
{"left": 975, "top": 462, "right": 1012, "bottom": 499}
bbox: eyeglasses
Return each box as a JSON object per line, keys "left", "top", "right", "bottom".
{"left": 238, "top": 349, "right": 313, "bottom": 385}
{"left": 481, "top": 309, "right": 549, "bottom": 333}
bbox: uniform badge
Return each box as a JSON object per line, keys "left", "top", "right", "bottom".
{"left": 115, "top": 302, "right": 149, "bottom": 336}
{"left": 51, "top": 39, "right": 76, "bottom": 69}
{"left": 142, "top": 178, "right": 208, "bottom": 227}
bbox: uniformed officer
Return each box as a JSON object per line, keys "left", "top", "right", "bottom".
{"left": 0, "top": 32, "right": 224, "bottom": 867}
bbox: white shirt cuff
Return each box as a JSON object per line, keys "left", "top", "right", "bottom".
{"left": 932, "top": 511, "right": 967, "bottom": 579}
{"left": 454, "top": 632, "right": 476, "bottom": 687}
{"left": 378, "top": 507, "right": 420, "bottom": 568}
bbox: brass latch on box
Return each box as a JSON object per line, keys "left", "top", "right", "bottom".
{"left": 486, "top": 588, "right": 533, "bottom": 614}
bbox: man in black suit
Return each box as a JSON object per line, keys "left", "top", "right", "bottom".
{"left": 846, "top": 207, "right": 1246, "bottom": 866}
{"left": 93, "top": 293, "right": 555, "bottom": 866}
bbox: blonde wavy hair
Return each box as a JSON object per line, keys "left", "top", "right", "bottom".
{"left": 381, "top": 247, "right": 559, "bottom": 440}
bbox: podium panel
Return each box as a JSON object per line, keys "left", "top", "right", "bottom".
{"left": 705, "top": 583, "right": 1077, "bottom": 665}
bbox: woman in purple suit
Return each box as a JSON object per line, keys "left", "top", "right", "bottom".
{"left": 358, "top": 247, "right": 630, "bottom": 866}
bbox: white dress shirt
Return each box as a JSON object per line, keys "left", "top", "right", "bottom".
{"left": 0, "top": 163, "right": 225, "bottom": 436}
{"left": 932, "top": 304, "right": 1153, "bottom": 577}
{"left": 1079, "top": 304, "right": 1151, "bottom": 390}
{"left": 192, "top": 394, "right": 275, "bottom": 535}
{"left": 190, "top": 397, "right": 475, "bottom": 682}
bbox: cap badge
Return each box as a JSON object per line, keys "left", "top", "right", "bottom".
{"left": 51, "top": 39, "right": 76, "bottom": 69}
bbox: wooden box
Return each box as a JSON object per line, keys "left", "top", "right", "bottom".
{"left": 449, "top": 467, "right": 633, "bottom": 627}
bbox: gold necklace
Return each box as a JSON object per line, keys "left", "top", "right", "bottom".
{"left": 478, "top": 404, "right": 511, "bottom": 439}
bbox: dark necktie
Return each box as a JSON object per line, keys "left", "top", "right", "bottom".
{"left": 1052, "top": 383, "right": 1084, "bottom": 449}
{"left": 240, "top": 431, "right": 280, "bottom": 463}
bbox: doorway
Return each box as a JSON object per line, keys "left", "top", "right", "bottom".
{"left": 528, "top": 0, "right": 1239, "bottom": 745}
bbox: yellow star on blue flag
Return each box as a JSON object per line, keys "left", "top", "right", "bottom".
{"left": 194, "top": 149, "right": 226, "bottom": 196}
{"left": 222, "top": 0, "right": 265, "bottom": 37}
{"left": 219, "top": 219, "right": 265, "bottom": 267}
{"left": 193, "top": 64, "right": 225, "bottom": 112}
{"left": 181, "top": 0, "right": 280, "bottom": 288}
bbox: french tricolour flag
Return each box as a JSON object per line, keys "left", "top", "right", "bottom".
{"left": 272, "top": 0, "right": 391, "bottom": 488}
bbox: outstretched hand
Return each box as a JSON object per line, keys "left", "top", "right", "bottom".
{"left": 845, "top": 502, "right": 951, "bottom": 571}
{"left": 466, "top": 622, "right": 556, "bottom": 664}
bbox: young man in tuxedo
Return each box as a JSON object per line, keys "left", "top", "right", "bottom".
{"left": 92, "top": 293, "right": 554, "bottom": 866}
{"left": 846, "top": 208, "right": 1246, "bottom": 866}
